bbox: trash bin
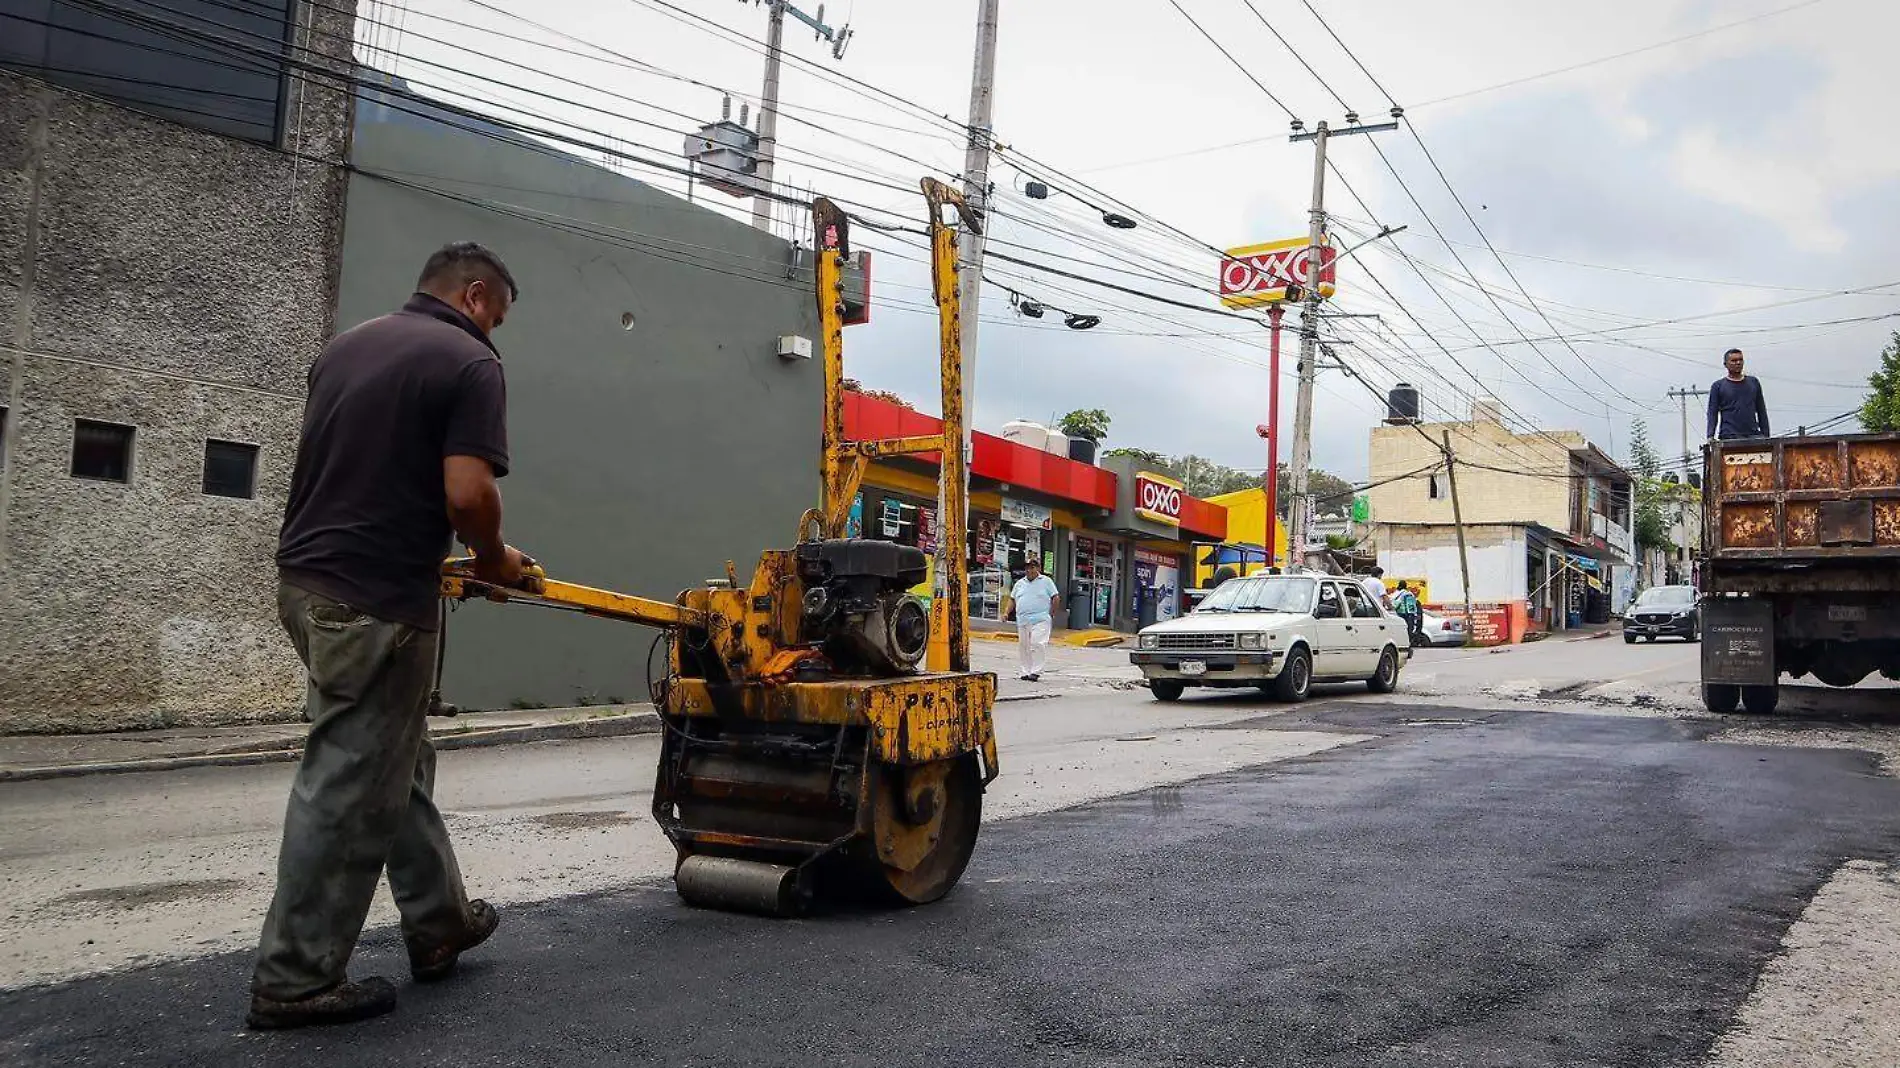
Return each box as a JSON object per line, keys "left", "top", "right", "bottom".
{"left": 1067, "top": 581, "right": 1092, "bottom": 631}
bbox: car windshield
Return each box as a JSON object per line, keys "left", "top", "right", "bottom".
{"left": 1635, "top": 586, "right": 1696, "bottom": 608}
{"left": 1194, "top": 576, "right": 1317, "bottom": 614}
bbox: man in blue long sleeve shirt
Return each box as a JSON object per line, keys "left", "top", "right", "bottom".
{"left": 1707, "top": 348, "right": 1770, "bottom": 440}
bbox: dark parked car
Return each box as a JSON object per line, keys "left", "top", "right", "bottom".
{"left": 1623, "top": 585, "right": 1699, "bottom": 643}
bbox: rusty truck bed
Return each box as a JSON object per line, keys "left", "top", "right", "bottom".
{"left": 1706, "top": 433, "right": 1900, "bottom": 565}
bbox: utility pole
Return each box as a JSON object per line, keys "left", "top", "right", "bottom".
{"left": 957, "top": 0, "right": 1000, "bottom": 444}
{"left": 1441, "top": 430, "right": 1477, "bottom": 644}
{"left": 1286, "top": 111, "right": 1398, "bottom": 571}
{"left": 750, "top": 2, "right": 786, "bottom": 232}
{"left": 1666, "top": 386, "right": 1708, "bottom": 469}
{"left": 747, "top": 1, "right": 854, "bottom": 234}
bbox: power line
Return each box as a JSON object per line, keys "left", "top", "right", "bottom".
{"left": 1161, "top": 0, "right": 1298, "bottom": 121}
{"left": 1296, "top": 0, "right": 1398, "bottom": 106}
{"left": 1412, "top": 0, "right": 1832, "bottom": 109}
{"left": 1240, "top": 0, "right": 1349, "bottom": 109}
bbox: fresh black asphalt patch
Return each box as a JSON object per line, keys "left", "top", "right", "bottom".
{"left": 7, "top": 707, "right": 1900, "bottom": 1068}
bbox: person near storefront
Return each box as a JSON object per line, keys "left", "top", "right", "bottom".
{"left": 1007, "top": 557, "right": 1060, "bottom": 681}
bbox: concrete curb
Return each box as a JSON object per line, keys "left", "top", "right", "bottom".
{"left": 0, "top": 711, "right": 660, "bottom": 784}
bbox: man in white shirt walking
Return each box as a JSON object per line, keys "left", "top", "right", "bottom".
{"left": 1008, "top": 557, "right": 1061, "bottom": 682}
{"left": 1360, "top": 567, "right": 1390, "bottom": 611}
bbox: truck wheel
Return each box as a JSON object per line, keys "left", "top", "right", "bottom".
{"left": 1149, "top": 680, "right": 1184, "bottom": 703}
{"left": 1742, "top": 685, "right": 1779, "bottom": 715}
{"left": 1702, "top": 684, "right": 1741, "bottom": 714}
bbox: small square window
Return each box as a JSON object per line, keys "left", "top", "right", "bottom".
{"left": 72, "top": 420, "right": 135, "bottom": 482}
{"left": 203, "top": 440, "right": 260, "bottom": 499}
{"left": 1427, "top": 474, "right": 1446, "bottom": 500}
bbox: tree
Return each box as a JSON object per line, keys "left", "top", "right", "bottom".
{"left": 1176, "top": 455, "right": 1260, "bottom": 498}
{"left": 1057, "top": 408, "right": 1111, "bottom": 443}
{"left": 1860, "top": 331, "right": 1900, "bottom": 432}
{"left": 1274, "top": 465, "right": 1356, "bottom": 514}
{"left": 1629, "top": 421, "right": 1671, "bottom": 554}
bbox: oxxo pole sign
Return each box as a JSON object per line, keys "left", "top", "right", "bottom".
{"left": 1134, "top": 471, "right": 1184, "bottom": 527}
{"left": 1218, "top": 236, "right": 1338, "bottom": 309}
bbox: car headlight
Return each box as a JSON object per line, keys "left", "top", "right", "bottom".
{"left": 1139, "top": 633, "right": 1158, "bottom": 649}
{"left": 1238, "top": 633, "right": 1264, "bottom": 650}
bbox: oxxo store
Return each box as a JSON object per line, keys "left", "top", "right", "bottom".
{"left": 1080, "top": 454, "right": 1228, "bottom": 632}
{"left": 842, "top": 392, "right": 1226, "bottom": 634}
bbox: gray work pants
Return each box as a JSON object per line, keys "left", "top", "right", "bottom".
{"left": 252, "top": 582, "right": 470, "bottom": 1000}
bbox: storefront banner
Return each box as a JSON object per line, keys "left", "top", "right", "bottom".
{"left": 992, "top": 533, "right": 1010, "bottom": 566}
{"left": 847, "top": 493, "right": 863, "bottom": 538}
{"left": 1000, "top": 497, "right": 1053, "bottom": 530}
{"left": 975, "top": 518, "right": 997, "bottom": 565}
{"left": 880, "top": 499, "right": 902, "bottom": 538}
{"left": 1024, "top": 528, "right": 1041, "bottom": 559}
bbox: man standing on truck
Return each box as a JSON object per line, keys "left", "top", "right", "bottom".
{"left": 1707, "top": 348, "right": 1771, "bottom": 441}
{"left": 250, "top": 242, "right": 528, "bottom": 1030}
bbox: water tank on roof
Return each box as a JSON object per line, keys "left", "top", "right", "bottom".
{"left": 1471, "top": 396, "right": 1504, "bottom": 424}
{"left": 1000, "top": 420, "right": 1052, "bottom": 452}
{"left": 1043, "top": 428, "right": 1070, "bottom": 457}
{"left": 1385, "top": 383, "right": 1420, "bottom": 424}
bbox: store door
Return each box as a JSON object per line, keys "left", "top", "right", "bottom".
{"left": 1072, "top": 536, "right": 1121, "bottom": 629}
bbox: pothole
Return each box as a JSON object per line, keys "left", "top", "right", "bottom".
{"left": 530, "top": 811, "right": 635, "bottom": 831}
{"left": 50, "top": 878, "right": 247, "bottom": 911}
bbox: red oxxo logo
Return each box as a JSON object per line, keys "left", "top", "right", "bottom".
{"left": 1135, "top": 472, "right": 1183, "bottom": 525}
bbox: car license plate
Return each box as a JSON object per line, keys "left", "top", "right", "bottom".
{"left": 1177, "top": 660, "right": 1207, "bottom": 676}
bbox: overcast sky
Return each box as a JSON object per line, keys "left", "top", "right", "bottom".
{"left": 364, "top": 0, "right": 1900, "bottom": 483}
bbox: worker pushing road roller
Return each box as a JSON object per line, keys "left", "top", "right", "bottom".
{"left": 440, "top": 179, "right": 999, "bottom": 916}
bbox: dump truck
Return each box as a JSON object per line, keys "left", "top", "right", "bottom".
{"left": 1699, "top": 432, "right": 1900, "bottom": 714}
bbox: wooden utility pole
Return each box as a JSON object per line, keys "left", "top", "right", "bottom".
{"left": 1441, "top": 430, "right": 1477, "bottom": 644}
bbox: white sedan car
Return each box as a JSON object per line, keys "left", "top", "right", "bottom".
{"left": 1129, "top": 574, "right": 1407, "bottom": 702}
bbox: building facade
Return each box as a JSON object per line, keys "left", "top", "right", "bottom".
{"left": 0, "top": 0, "right": 356, "bottom": 732}
{"left": 1367, "top": 408, "right": 1633, "bottom": 643}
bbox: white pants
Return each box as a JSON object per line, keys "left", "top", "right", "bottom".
{"left": 1017, "top": 617, "right": 1052, "bottom": 677}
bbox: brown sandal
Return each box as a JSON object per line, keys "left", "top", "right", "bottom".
{"left": 407, "top": 899, "right": 500, "bottom": 982}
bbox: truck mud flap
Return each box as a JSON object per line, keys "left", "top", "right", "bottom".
{"left": 1702, "top": 598, "right": 1776, "bottom": 687}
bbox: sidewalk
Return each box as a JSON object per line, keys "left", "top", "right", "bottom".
{"left": 0, "top": 641, "right": 1138, "bottom": 783}
{"left": 0, "top": 704, "right": 658, "bottom": 783}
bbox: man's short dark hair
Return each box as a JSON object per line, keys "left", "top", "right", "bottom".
{"left": 418, "top": 242, "right": 519, "bottom": 301}
{"left": 1370, "top": 566, "right": 1384, "bottom": 577}
{"left": 1724, "top": 348, "right": 1743, "bottom": 359}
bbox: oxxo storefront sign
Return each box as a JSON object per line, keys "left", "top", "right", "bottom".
{"left": 1134, "top": 471, "right": 1184, "bottom": 527}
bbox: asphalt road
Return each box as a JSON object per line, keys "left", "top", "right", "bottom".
{"left": 8, "top": 700, "right": 1900, "bottom": 1067}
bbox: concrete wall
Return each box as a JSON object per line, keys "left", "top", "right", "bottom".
{"left": 340, "top": 108, "right": 821, "bottom": 711}
{"left": 0, "top": 1, "right": 356, "bottom": 733}
{"left": 1368, "top": 420, "right": 1572, "bottom": 531}
{"left": 1378, "top": 524, "right": 1527, "bottom": 606}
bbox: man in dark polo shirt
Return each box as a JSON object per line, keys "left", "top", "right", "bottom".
{"left": 248, "top": 243, "right": 530, "bottom": 1030}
